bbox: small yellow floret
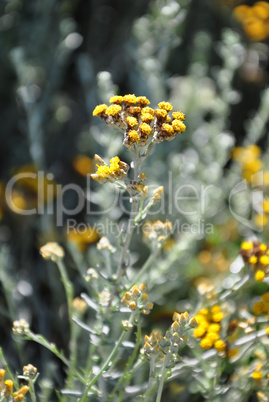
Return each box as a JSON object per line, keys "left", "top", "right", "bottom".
{"left": 254, "top": 214, "right": 268, "bottom": 227}
{"left": 211, "top": 305, "right": 222, "bottom": 314}
{"left": 207, "top": 323, "right": 221, "bottom": 333}
{"left": 16, "top": 385, "right": 30, "bottom": 396}
{"left": 109, "top": 95, "right": 123, "bottom": 104}
{"left": 161, "top": 123, "right": 174, "bottom": 135}
{"left": 141, "top": 107, "right": 154, "bottom": 115}
{"left": 158, "top": 101, "right": 173, "bottom": 111}
{"left": 141, "top": 293, "right": 148, "bottom": 302}
{"left": 123, "top": 94, "right": 137, "bottom": 104}
{"left": 193, "top": 325, "right": 207, "bottom": 338}
{"left": 266, "top": 326, "right": 269, "bottom": 336}
{"left": 139, "top": 123, "right": 152, "bottom": 135}
{"left": 200, "top": 337, "right": 213, "bottom": 349}
{"left": 128, "top": 130, "right": 140, "bottom": 143}
{"left": 154, "top": 109, "right": 167, "bottom": 119}
{"left": 172, "top": 111, "right": 185, "bottom": 121}
{"left": 172, "top": 119, "right": 186, "bottom": 133}
{"left": 131, "top": 285, "right": 141, "bottom": 297}
{"left": 260, "top": 255, "right": 269, "bottom": 266}
{"left": 214, "top": 339, "right": 226, "bottom": 352}
{"left": 252, "top": 370, "right": 263, "bottom": 379}
{"left": 105, "top": 104, "right": 122, "bottom": 116}
{"left": 109, "top": 156, "right": 121, "bottom": 173}
{"left": 93, "top": 104, "right": 107, "bottom": 116}
{"left": 263, "top": 199, "right": 269, "bottom": 214}
{"left": 139, "top": 283, "right": 147, "bottom": 292}
{"left": 262, "top": 292, "right": 269, "bottom": 303}
{"left": 136, "top": 96, "right": 150, "bottom": 106}
{"left": 241, "top": 241, "right": 253, "bottom": 251}
{"left": 141, "top": 113, "right": 154, "bottom": 123}
{"left": 260, "top": 243, "right": 267, "bottom": 252}
{"left": 96, "top": 165, "right": 110, "bottom": 179}
{"left": 4, "top": 380, "right": 13, "bottom": 396}
{"left": 212, "top": 312, "right": 224, "bottom": 322}
{"left": 249, "top": 255, "right": 258, "bottom": 264}
{"left": 253, "top": 301, "right": 264, "bottom": 315}
{"left": 129, "top": 301, "right": 137, "bottom": 310}
{"left": 200, "top": 308, "right": 209, "bottom": 316}
{"left": 255, "top": 270, "right": 265, "bottom": 282}
{"left": 207, "top": 331, "right": 219, "bottom": 342}
{"left": 126, "top": 116, "right": 138, "bottom": 127}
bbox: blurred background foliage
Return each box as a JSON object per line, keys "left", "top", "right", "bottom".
{"left": 0, "top": 0, "right": 269, "bottom": 398}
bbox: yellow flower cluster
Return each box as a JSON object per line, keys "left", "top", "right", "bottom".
{"left": 92, "top": 94, "right": 186, "bottom": 147}
{"left": 251, "top": 363, "right": 269, "bottom": 390}
{"left": 239, "top": 241, "right": 269, "bottom": 282}
{"left": 233, "top": 2, "right": 269, "bottom": 41}
{"left": 144, "top": 312, "right": 197, "bottom": 364}
{"left": 0, "top": 369, "right": 29, "bottom": 401}
{"left": 253, "top": 291, "right": 269, "bottom": 315}
{"left": 91, "top": 154, "right": 129, "bottom": 183}
{"left": 121, "top": 284, "right": 153, "bottom": 315}
{"left": 232, "top": 145, "right": 269, "bottom": 228}
{"left": 12, "top": 319, "right": 30, "bottom": 335}
{"left": 193, "top": 306, "right": 226, "bottom": 352}
{"left": 232, "top": 145, "right": 262, "bottom": 183}
{"left": 72, "top": 155, "right": 94, "bottom": 176}
{"left": 96, "top": 236, "right": 116, "bottom": 253}
{"left": 72, "top": 297, "right": 87, "bottom": 313}
{"left": 23, "top": 364, "right": 38, "bottom": 379}
{"left": 255, "top": 198, "right": 269, "bottom": 228}
{"left": 67, "top": 226, "right": 99, "bottom": 250}
{"left": 40, "top": 242, "right": 65, "bottom": 262}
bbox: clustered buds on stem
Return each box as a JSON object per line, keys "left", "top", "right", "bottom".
{"left": 40, "top": 242, "right": 65, "bottom": 262}
{"left": 121, "top": 284, "right": 153, "bottom": 315}
{"left": 143, "top": 220, "right": 173, "bottom": 245}
{"left": 143, "top": 311, "right": 197, "bottom": 366}
{"left": 239, "top": 241, "right": 269, "bottom": 282}
{"left": 12, "top": 319, "right": 30, "bottom": 335}
{"left": 193, "top": 305, "right": 226, "bottom": 352}
{"left": 0, "top": 368, "right": 30, "bottom": 401}
{"left": 92, "top": 94, "right": 186, "bottom": 148}
{"left": 91, "top": 155, "right": 129, "bottom": 184}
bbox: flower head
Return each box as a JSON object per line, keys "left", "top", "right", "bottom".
{"left": 40, "top": 242, "right": 65, "bottom": 262}
{"left": 105, "top": 104, "right": 122, "bottom": 116}
{"left": 92, "top": 104, "right": 107, "bottom": 116}
{"left": 12, "top": 319, "right": 30, "bottom": 335}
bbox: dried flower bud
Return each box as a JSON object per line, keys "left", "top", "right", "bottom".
{"left": 40, "top": 242, "right": 64, "bottom": 262}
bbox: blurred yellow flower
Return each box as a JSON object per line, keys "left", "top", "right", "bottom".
{"left": 67, "top": 227, "right": 99, "bottom": 250}
{"left": 232, "top": 145, "right": 263, "bottom": 183}
{"left": 254, "top": 213, "right": 268, "bottom": 227}
{"left": 73, "top": 155, "right": 94, "bottom": 176}
{"left": 233, "top": 2, "right": 269, "bottom": 41}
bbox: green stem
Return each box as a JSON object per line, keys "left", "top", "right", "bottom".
{"left": 29, "top": 378, "right": 36, "bottom": 402}
{"left": 0, "top": 348, "right": 17, "bottom": 388}
{"left": 25, "top": 331, "right": 85, "bottom": 384}
{"left": 156, "top": 353, "right": 170, "bottom": 402}
{"left": 56, "top": 259, "right": 76, "bottom": 388}
{"left": 144, "top": 355, "right": 156, "bottom": 402}
{"left": 219, "top": 273, "right": 250, "bottom": 301}
{"left": 112, "top": 315, "right": 142, "bottom": 401}
{"left": 129, "top": 247, "right": 161, "bottom": 288}
{"left": 81, "top": 330, "right": 127, "bottom": 402}
{"left": 104, "top": 153, "right": 141, "bottom": 318}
